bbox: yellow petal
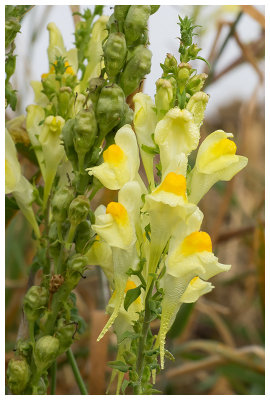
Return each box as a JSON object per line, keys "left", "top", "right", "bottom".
{"left": 180, "top": 231, "right": 212, "bottom": 256}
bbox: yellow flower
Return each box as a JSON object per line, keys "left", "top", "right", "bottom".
{"left": 143, "top": 167, "right": 198, "bottom": 283}
{"left": 188, "top": 130, "right": 248, "bottom": 204}
{"left": 158, "top": 229, "right": 230, "bottom": 369}
{"left": 5, "top": 129, "right": 40, "bottom": 238}
{"left": 133, "top": 93, "right": 158, "bottom": 189}
{"left": 154, "top": 107, "right": 200, "bottom": 173}
{"left": 87, "top": 124, "right": 140, "bottom": 190}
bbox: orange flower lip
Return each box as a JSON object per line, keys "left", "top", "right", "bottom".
{"left": 106, "top": 202, "right": 128, "bottom": 225}
{"left": 180, "top": 231, "right": 212, "bottom": 256}
{"left": 155, "top": 172, "right": 187, "bottom": 199}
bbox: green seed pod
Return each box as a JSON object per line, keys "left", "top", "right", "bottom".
{"left": 68, "top": 195, "right": 90, "bottom": 227}
{"left": 48, "top": 222, "right": 61, "bottom": 259}
{"left": 73, "top": 107, "right": 98, "bottom": 172}
{"left": 15, "top": 339, "right": 32, "bottom": 360}
{"left": 55, "top": 318, "right": 75, "bottom": 354}
{"left": 34, "top": 335, "right": 60, "bottom": 371}
{"left": 23, "top": 286, "right": 48, "bottom": 322}
{"left": 62, "top": 118, "right": 78, "bottom": 170}
{"left": 117, "top": 103, "right": 134, "bottom": 129}
{"left": 150, "top": 5, "right": 160, "bottom": 14}
{"left": 177, "top": 62, "right": 192, "bottom": 93}
{"left": 119, "top": 45, "right": 152, "bottom": 96}
{"left": 75, "top": 220, "right": 95, "bottom": 254}
{"left": 96, "top": 84, "right": 125, "bottom": 140}
{"left": 7, "top": 358, "right": 30, "bottom": 394}
{"left": 114, "top": 5, "right": 130, "bottom": 25}
{"left": 87, "top": 77, "right": 106, "bottom": 111}
{"left": 66, "top": 254, "right": 88, "bottom": 287}
{"left": 186, "top": 73, "right": 208, "bottom": 95}
{"left": 103, "top": 32, "right": 127, "bottom": 79}
{"left": 124, "top": 6, "right": 151, "bottom": 46}
{"left": 155, "top": 77, "right": 176, "bottom": 120}
{"left": 52, "top": 185, "right": 75, "bottom": 223}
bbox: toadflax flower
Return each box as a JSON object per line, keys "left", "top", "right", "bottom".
{"left": 187, "top": 130, "right": 248, "bottom": 204}
{"left": 143, "top": 154, "right": 198, "bottom": 285}
{"left": 26, "top": 106, "right": 65, "bottom": 208}
{"left": 92, "top": 182, "right": 142, "bottom": 341}
{"left": 133, "top": 93, "right": 158, "bottom": 189}
{"left": 87, "top": 124, "right": 141, "bottom": 190}
{"left": 154, "top": 107, "right": 200, "bottom": 173}
{"left": 5, "top": 128, "right": 40, "bottom": 238}
{"left": 158, "top": 224, "right": 230, "bottom": 368}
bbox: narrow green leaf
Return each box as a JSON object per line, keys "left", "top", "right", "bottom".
{"left": 124, "top": 286, "right": 142, "bottom": 311}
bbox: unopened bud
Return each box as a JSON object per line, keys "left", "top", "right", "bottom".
{"left": 163, "top": 53, "right": 177, "bottom": 74}
{"left": 7, "top": 358, "right": 30, "bottom": 394}
{"left": 187, "top": 43, "right": 201, "bottom": 59}
{"left": 186, "top": 73, "right": 208, "bottom": 95}
{"left": 155, "top": 78, "right": 176, "bottom": 120}
{"left": 68, "top": 195, "right": 90, "bottom": 226}
{"left": 87, "top": 77, "right": 106, "bottom": 110}
{"left": 177, "top": 63, "right": 192, "bottom": 92}
{"left": 34, "top": 335, "right": 59, "bottom": 371}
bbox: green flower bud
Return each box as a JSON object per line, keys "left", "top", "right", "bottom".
{"left": 186, "top": 73, "right": 208, "bottom": 95}
{"left": 41, "top": 73, "right": 60, "bottom": 99}
{"left": 55, "top": 318, "right": 76, "bottom": 354}
{"left": 162, "top": 53, "right": 177, "bottom": 75}
{"left": 187, "top": 43, "right": 201, "bottom": 59}
{"left": 75, "top": 220, "right": 95, "bottom": 254}
{"left": 52, "top": 185, "right": 75, "bottom": 223}
{"left": 34, "top": 335, "right": 59, "bottom": 371}
{"left": 62, "top": 118, "right": 78, "bottom": 170}
{"left": 96, "top": 84, "right": 125, "bottom": 140}
{"left": 87, "top": 77, "right": 106, "bottom": 111}
{"left": 120, "top": 45, "right": 152, "bottom": 96}
{"left": 73, "top": 107, "right": 98, "bottom": 172}
{"left": 177, "top": 62, "right": 192, "bottom": 92}
{"left": 68, "top": 195, "right": 90, "bottom": 226}
{"left": 103, "top": 32, "right": 127, "bottom": 79}
{"left": 7, "top": 358, "right": 30, "bottom": 394}
{"left": 58, "top": 87, "right": 73, "bottom": 119}
{"left": 124, "top": 5, "right": 151, "bottom": 45}
{"left": 155, "top": 77, "right": 176, "bottom": 120}
{"left": 23, "top": 286, "right": 48, "bottom": 322}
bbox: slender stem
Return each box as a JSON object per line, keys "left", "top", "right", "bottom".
{"left": 65, "top": 223, "right": 76, "bottom": 249}
{"left": 136, "top": 279, "right": 155, "bottom": 394}
{"left": 50, "top": 361, "right": 57, "bottom": 395}
{"left": 66, "top": 348, "right": 88, "bottom": 395}
{"left": 207, "top": 11, "right": 243, "bottom": 85}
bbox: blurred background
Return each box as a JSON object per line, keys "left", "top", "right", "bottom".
{"left": 5, "top": 5, "right": 265, "bottom": 395}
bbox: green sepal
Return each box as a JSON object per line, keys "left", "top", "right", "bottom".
{"left": 108, "top": 360, "right": 131, "bottom": 373}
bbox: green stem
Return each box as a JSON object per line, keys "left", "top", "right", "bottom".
{"left": 66, "top": 348, "right": 88, "bottom": 395}
{"left": 50, "top": 361, "right": 57, "bottom": 395}
{"left": 65, "top": 223, "right": 77, "bottom": 249}
{"left": 135, "top": 279, "right": 155, "bottom": 394}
